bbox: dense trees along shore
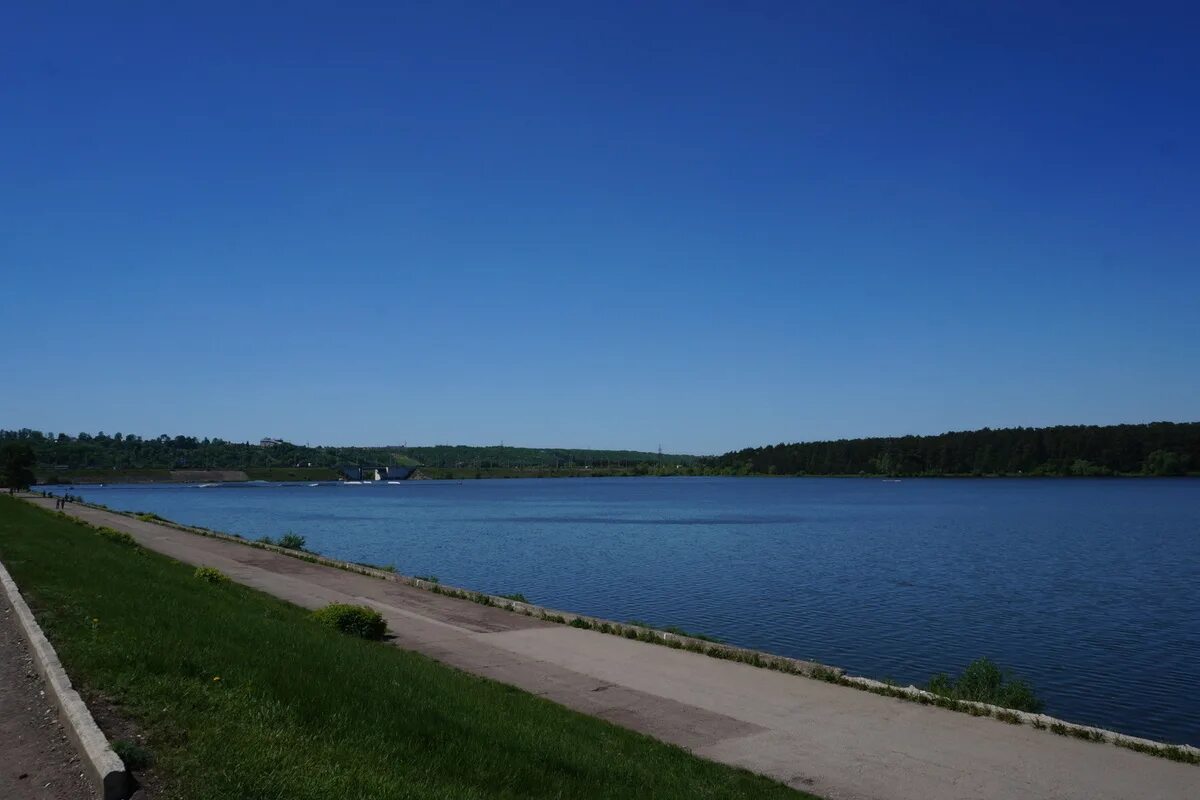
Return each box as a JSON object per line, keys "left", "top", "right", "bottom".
{"left": 2, "top": 421, "right": 1196, "bottom": 481}
{"left": 713, "top": 422, "right": 1199, "bottom": 477}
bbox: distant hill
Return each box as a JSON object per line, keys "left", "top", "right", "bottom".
{"left": 712, "top": 422, "right": 1200, "bottom": 477}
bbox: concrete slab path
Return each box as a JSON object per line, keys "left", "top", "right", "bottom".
{"left": 25, "top": 497, "right": 1198, "bottom": 800}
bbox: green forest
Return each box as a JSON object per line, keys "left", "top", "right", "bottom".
{"left": 712, "top": 422, "right": 1199, "bottom": 477}
{"left": 0, "top": 429, "right": 692, "bottom": 479}
{"left": 3, "top": 422, "right": 1196, "bottom": 482}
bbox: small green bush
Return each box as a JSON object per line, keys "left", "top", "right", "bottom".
{"left": 194, "top": 566, "right": 229, "bottom": 584}
{"left": 134, "top": 512, "right": 165, "bottom": 522}
{"left": 311, "top": 604, "right": 386, "bottom": 640}
{"left": 499, "top": 592, "right": 527, "bottom": 602}
{"left": 276, "top": 532, "right": 307, "bottom": 550}
{"left": 927, "top": 658, "right": 1043, "bottom": 712}
{"left": 96, "top": 528, "right": 138, "bottom": 547}
{"left": 113, "top": 740, "right": 155, "bottom": 770}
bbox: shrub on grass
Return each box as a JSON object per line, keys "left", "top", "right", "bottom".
{"left": 194, "top": 566, "right": 229, "bottom": 584}
{"left": 112, "top": 740, "right": 155, "bottom": 770}
{"left": 927, "top": 658, "right": 1043, "bottom": 712}
{"left": 96, "top": 528, "right": 138, "bottom": 547}
{"left": 311, "top": 603, "right": 386, "bottom": 640}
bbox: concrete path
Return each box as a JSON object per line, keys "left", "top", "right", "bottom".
{"left": 28, "top": 497, "right": 1198, "bottom": 800}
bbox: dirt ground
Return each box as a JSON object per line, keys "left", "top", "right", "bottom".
{"left": 0, "top": 599, "right": 92, "bottom": 800}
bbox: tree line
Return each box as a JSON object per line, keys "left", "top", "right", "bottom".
{"left": 0, "top": 430, "right": 402, "bottom": 473}
{"left": 709, "top": 422, "right": 1199, "bottom": 476}
{"left": 0, "top": 430, "right": 688, "bottom": 476}
{"left": 400, "top": 444, "right": 693, "bottom": 469}
{"left": 4, "top": 422, "right": 1196, "bottom": 484}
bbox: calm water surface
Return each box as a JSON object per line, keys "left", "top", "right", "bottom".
{"left": 53, "top": 477, "right": 1199, "bottom": 745}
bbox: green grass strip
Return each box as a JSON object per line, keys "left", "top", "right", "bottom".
{"left": 0, "top": 497, "right": 813, "bottom": 800}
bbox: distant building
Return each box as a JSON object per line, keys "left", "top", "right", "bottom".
{"left": 260, "top": 438, "right": 286, "bottom": 447}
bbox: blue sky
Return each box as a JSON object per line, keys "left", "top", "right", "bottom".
{"left": 2, "top": 2, "right": 1197, "bottom": 454}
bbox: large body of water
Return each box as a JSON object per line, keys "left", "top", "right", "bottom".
{"left": 51, "top": 477, "right": 1198, "bottom": 745}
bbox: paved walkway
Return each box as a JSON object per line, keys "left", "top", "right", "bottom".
{"left": 28, "top": 497, "right": 1198, "bottom": 800}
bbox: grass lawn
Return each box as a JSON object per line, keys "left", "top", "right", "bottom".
{"left": 0, "top": 497, "right": 814, "bottom": 800}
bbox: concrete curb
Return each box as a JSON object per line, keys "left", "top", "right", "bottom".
{"left": 0, "top": 558, "right": 130, "bottom": 800}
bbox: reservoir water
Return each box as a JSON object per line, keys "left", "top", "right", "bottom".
{"left": 52, "top": 477, "right": 1199, "bottom": 745}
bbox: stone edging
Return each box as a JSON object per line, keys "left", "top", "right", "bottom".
{"left": 49, "top": 496, "right": 1200, "bottom": 764}
{"left": 827, "top": 675, "right": 1200, "bottom": 763}
{"left": 0, "top": 557, "right": 130, "bottom": 800}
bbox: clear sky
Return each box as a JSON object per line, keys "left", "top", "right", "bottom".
{"left": 2, "top": 2, "right": 1197, "bottom": 454}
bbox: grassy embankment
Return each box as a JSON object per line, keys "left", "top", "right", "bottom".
{"left": 0, "top": 497, "right": 812, "bottom": 800}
